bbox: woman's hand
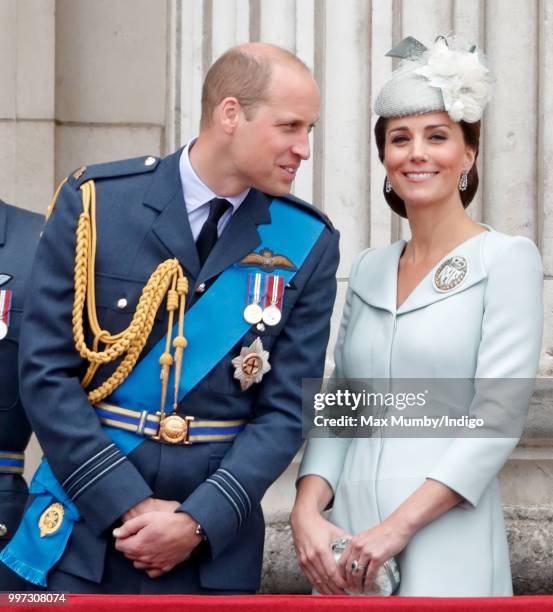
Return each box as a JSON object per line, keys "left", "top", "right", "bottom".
{"left": 339, "top": 517, "right": 411, "bottom": 594}
{"left": 291, "top": 507, "right": 350, "bottom": 595}
{"left": 338, "top": 478, "right": 463, "bottom": 593}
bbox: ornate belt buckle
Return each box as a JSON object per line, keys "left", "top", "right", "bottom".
{"left": 155, "top": 414, "right": 195, "bottom": 445}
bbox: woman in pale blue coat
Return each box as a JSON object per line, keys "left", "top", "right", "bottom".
{"left": 291, "top": 36, "right": 543, "bottom": 597}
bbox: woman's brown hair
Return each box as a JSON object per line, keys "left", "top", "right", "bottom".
{"left": 374, "top": 116, "right": 481, "bottom": 218}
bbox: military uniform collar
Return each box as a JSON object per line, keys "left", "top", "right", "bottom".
{"left": 142, "top": 148, "right": 183, "bottom": 211}
{"left": 350, "top": 229, "right": 490, "bottom": 315}
{"left": 142, "top": 149, "right": 272, "bottom": 281}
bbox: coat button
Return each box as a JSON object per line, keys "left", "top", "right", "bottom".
{"left": 196, "top": 283, "right": 206, "bottom": 294}
{"left": 0, "top": 523, "right": 7, "bottom": 537}
{"left": 144, "top": 156, "right": 157, "bottom": 166}
{"left": 117, "top": 298, "right": 128, "bottom": 309}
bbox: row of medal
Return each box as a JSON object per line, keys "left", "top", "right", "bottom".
{"left": 243, "top": 273, "right": 284, "bottom": 328}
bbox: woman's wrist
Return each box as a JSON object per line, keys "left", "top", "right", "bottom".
{"left": 382, "top": 509, "right": 419, "bottom": 541}
{"left": 291, "top": 500, "right": 321, "bottom": 521}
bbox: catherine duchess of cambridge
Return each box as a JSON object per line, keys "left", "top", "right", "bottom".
{"left": 291, "top": 36, "right": 543, "bottom": 597}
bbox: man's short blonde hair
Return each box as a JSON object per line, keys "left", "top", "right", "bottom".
{"left": 200, "top": 44, "right": 309, "bottom": 129}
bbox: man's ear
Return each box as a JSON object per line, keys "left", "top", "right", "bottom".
{"left": 218, "top": 97, "right": 241, "bottom": 134}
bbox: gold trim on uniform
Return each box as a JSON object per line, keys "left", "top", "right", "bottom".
{"left": 0, "top": 452, "right": 25, "bottom": 460}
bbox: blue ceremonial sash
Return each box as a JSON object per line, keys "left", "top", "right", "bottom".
{"left": 0, "top": 198, "right": 326, "bottom": 586}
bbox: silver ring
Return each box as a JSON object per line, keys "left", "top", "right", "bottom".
{"left": 351, "top": 559, "right": 365, "bottom": 573}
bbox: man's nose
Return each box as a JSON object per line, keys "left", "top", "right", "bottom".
{"left": 291, "top": 131, "right": 311, "bottom": 160}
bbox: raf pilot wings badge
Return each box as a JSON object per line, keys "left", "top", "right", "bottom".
{"left": 239, "top": 248, "right": 297, "bottom": 272}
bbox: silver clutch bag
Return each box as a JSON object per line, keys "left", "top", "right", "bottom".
{"left": 331, "top": 536, "right": 400, "bottom": 596}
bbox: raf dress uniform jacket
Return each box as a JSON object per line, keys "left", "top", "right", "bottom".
{"left": 300, "top": 229, "right": 543, "bottom": 596}
{"left": 0, "top": 201, "right": 43, "bottom": 590}
{"left": 19, "top": 149, "right": 339, "bottom": 593}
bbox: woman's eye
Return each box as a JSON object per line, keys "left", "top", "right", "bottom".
{"left": 391, "top": 136, "right": 408, "bottom": 144}
{"left": 430, "top": 133, "right": 447, "bottom": 141}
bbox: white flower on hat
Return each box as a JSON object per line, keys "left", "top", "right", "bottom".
{"left": 414, "top": 37, "right": 494, "bottom": 123}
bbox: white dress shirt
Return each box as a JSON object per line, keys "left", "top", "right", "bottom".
{"left": 179, "top": 139, "right": 250, "bottom": 241}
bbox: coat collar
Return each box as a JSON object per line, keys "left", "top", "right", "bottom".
{"left": 143, "top": 149, "right": 272, "bottom": 283}
{"left": 350, "top": 230, "right": 490, "bottom": 315}
{"left": 143, "top": 148, "right": 201, "bottom": 277}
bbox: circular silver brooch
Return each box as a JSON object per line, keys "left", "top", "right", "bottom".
{"left": 433, "top": 255, "right": 468, "bottom": 292}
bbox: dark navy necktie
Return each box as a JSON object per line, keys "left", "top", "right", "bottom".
{"left": 196, "top": 198, "right": 231, "bottom": 266}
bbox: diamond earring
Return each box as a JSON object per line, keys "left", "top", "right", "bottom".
{"left": 385, "top": 177, "right": 392, "bottom": 193}
{"left": 459, "top": 170, "right": 468, "bottom": 192}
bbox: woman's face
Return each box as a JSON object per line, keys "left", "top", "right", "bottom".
{"left": 383, "top": 111, "right": 475, "bottom": 210}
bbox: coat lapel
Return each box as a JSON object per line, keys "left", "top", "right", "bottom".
{"left": 349, "top": 241, "right": 404, "bottom": 314}
{"left": 143, "top": 149, "right": 201, "bottom": 279}
{"left": 196, "top": 189, "right": 271, "bottom": 286}
{"left": 397, "top": 231, "right": 488, "bottom": 315}
{"left": 350, "top": 231, "right": 490, "bottom": 315}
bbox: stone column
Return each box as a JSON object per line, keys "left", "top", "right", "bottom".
{"left": 0, "top": 0, "right": 55, "bottom": 214}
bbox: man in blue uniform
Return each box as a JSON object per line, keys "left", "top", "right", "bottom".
{"left": 7, "top": 43, "right": 339, "bottom": 593}
{"left": 0, "top": 201, "right": 43, "bottom": 591}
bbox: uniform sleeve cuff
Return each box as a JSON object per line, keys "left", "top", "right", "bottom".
{"left": 180, "top": 468, "right": 251, "bottom": 559}
{"left": 72, "top": 458, "right": 153, "bottom": 535}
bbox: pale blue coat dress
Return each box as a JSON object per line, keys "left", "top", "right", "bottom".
{"left": 299, "top": 229, "right": 543, "bottom": 596}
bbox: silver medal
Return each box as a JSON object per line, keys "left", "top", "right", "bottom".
{"left": 244, "top": 272, "right": 263, "bottom": 325}
{"left": 243, "top": 303, "right": 263, "bottom": 324}
{"left": 262, "top": 304, "right": 281, "bottom": 326}
{"left": 262, "top": 275, "right": 283, "bottom": 326}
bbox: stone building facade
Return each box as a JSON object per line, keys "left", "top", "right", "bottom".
{"left": 1, "top": 0, "right": 552, "bottom": 593}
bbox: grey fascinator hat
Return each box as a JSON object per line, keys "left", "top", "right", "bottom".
{"left": 374, "top": 35, "right": 495, "bottom": 123}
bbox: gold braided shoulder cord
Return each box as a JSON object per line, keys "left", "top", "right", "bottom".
{"left": 69, "top": 179, "right": 188, "bottom": 414}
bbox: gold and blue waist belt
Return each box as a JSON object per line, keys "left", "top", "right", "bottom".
{"left": 95, "top": 402, "right": 247, "bottom": 445}
{"left": 0, "top": 451, "right": 24, "bottom": 474}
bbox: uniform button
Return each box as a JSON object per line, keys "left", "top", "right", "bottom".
{"left": 0, "top": 523, "right": 7, "bottom": 537}
{"left": 196, "top": 283, "right": 206, "bottom": 294}
{"left": 117, "top": 298, "right": 128, "bottom": 309}
{"left": 144, "top": 156, "right": 157, "bottom": 166}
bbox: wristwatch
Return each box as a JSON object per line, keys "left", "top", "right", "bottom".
{"left": 194, "top": 522, "right": 208, "bottom": 541}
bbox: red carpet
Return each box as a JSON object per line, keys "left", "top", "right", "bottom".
{"left": 4, "top": 594, "right": 553, "bottom": 611}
